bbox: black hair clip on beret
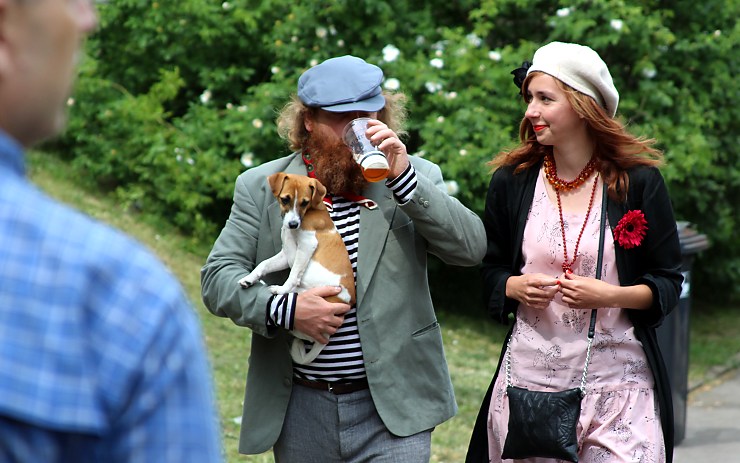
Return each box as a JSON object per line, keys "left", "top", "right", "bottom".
{"left": 511, "top": 61, "right": 532, "bottom": 90}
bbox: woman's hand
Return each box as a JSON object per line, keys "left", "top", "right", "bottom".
{"left": 560, "top": 270, "right": 653, "bottom": 310}
{"left": 559, "top": 270, "right": 614, "bottom": 309}
{"left": 506, "top": 273, "right": 560, "bottom": 310}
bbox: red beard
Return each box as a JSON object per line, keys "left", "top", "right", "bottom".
{"left": 305, "top": 129, "right": 368, "bottom": 196}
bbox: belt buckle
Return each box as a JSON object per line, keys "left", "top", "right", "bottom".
{"left": 327, "top": 383, "right": 334, "bottom": 393}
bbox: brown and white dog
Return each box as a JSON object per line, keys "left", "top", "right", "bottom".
{"left": 238, "top": 172, "right": 356, "bottom": 364}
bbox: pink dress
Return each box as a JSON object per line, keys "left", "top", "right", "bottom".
{"left": 487, "top": 170, "right": 666, "bottom": 462}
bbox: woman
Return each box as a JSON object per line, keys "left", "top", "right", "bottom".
{"left": 467, "top": 42, "right": 683, "bottom": 463}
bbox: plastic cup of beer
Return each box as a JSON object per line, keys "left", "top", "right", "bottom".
{"left": 341, "top": 118, "right": 389, "bottom": 182}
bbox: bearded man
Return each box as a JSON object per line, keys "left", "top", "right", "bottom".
{"left": 201, "top": 55, "right": 486, "bottom": 462}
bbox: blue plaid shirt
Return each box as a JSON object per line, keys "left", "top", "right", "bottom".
{"left": 0, "top": 132, "right": 222, "bottom": 462}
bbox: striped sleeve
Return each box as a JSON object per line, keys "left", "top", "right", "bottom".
{"left": 266, "top": 293, "right": 296, "bottom": 331}
{"left": 386, "top": 162, "right": 417, "bottom": 204}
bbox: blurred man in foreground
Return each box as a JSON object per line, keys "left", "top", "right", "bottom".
{"left": 0, "top": 1, "right": 223, "bottom": 461}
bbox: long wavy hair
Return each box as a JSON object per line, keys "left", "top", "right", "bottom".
{"left": 490, "top": 71, "right": 663, "bottom": 202}
{"left": 276, "top": 91, "right": 408, "bottom": 153}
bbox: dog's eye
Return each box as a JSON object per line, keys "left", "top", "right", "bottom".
{"left": 280, "top": 196, "right": 291, "bottom": 205}
{"left": 300, "top": 199, "right": 309, "bottom": 208}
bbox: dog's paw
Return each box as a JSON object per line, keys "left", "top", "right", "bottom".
{"left": 267, "top": 285, "right": 290, "bottom": 295}
{"left": 238, "top": 274, "right": 259, "bottom": 288}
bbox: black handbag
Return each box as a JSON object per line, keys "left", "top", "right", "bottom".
{"left": 501, "top": 185, "right": 607, "bottom": 463}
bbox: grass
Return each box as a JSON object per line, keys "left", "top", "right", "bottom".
{"left": 26, "top": 150, "right": 740, "bottom": 462}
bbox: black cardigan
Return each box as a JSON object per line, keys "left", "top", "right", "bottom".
{"left": 466, "top": 162, "right": 683, "bottom": 463}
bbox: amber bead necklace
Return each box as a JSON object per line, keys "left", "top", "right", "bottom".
{"left": 544, "top": 154, "right": 600, "bottom": 273}
{"left": 543, "top": 153, "right": 598, "bottom": 192}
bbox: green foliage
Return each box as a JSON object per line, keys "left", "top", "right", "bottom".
{"left": 50, "top": 0, "right": 740, "bottom": 301}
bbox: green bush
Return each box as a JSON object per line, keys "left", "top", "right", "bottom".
{"left": 49, "top": 0, "right": 739, "bottom": 301}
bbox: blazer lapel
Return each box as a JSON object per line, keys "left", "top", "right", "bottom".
{"left": 356, "top": 181, "right": 395, "bottom": 307}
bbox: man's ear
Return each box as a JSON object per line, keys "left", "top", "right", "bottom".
{"left": 304, "top": 112, "right": 314, "bottom": 133}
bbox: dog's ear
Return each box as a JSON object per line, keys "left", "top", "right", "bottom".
{"left": 267, "top": 172, "right": 288, "bottom": 197}
{"left": 309, "top": 178, "right": 327, "bottom": 208}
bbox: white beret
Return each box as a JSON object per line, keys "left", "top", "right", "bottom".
{"left": 528, "top": 41, "right": 619, "bottom": 117}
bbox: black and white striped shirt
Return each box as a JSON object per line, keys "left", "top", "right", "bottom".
{"left": 267, "top": 163, "right": 417, "bottom": 382}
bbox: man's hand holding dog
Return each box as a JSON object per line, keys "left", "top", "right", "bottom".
{"left": 295, "top": 286, "right": 351, "bottom": 344}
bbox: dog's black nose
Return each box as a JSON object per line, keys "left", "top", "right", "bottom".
{"left": 288, "top": 220, "right": 300, "bottom": 229}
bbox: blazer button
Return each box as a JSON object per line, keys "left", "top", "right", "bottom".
{"left": 284, "top": 377, "right": 292, "bottom": 387}
{"left": 423, "top": 200, "right": 430, "bottom": 208}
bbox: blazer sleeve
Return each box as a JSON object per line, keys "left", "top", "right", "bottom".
{"left": 617, "top": 167, "right": 683, "bottom": 327}
{"left": 200, "top": 169, "right": 278, "bottom": 337}
{"left": 399, "top": 158, "right": 486, "bottom": 266}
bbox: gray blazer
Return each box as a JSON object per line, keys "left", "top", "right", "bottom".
{"left": 201, "top": 152, "right": 486, "bottom": 454}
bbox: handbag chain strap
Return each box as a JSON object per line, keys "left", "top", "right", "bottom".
{"left": 506, "top": 182, "right": 608, "bottom": 396}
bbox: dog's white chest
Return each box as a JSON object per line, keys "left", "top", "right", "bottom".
{"left": 281, "top": 228, "right": 317, "bottom": 262}
{"left": 282, "top": 228, "right": 346, "bottom": 293}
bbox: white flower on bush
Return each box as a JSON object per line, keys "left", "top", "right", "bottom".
{"left": 466, "top": 33, "right": 482, "bottom": 47}
{"left": 252, "top": 119, "right": 263, "bottom": 129}
{"left": 425, "top": 81, "right": 443, "bottom": 93}
{"left": 240, "top": 152, "right": 255, "bottom": 168}
{"left": 713, "top": 29, "right": 722, "bottom": 37}
{"left": 432, "top": 40, "right": 446, "bottom": 52}
{"left": 436, "top": 116, "right": 445, "bottom": 123}
{"left": 200, "top": 89, "right": 212, "bottom": 104}
{"left": 445, "top": 91, "right": 458, "bottom": 100}
{"left": 610, "top": 19, "right": 624, "bottom": 31}
{"left": 642, "top": 67, "right": 657, "bottom": 79}
{"left": 186, "top": 157, "right": 195, "bottom": 166}
{"left": 315, "top": 27, "right": 328, "bottom": 39}
{"left": 557, "top": 7, "right": 571, "bottom": 17}
{"left": 337, "top": 39, "right": 345, "bottom": 47}
{"left": 445, "top": 180, "right": 459, "bottom": 196}
{"left": 430, "top": 58, "right": 444, "bottom": 69}
{"left": 310, "top": 59, "right": 319, "bottom": 67}
{"left": 67, "top": 97, "right": 75, "bottom": 107}
{"left": 222, "top": 2, "right": 230, "bottom": 10}
{"left": 382, "top": 44, "right": 400, "bottom": 62}
{"left": 384, "top": 78, "right": 400, "bottom": 91}
{"left": 459, "top": 149, "right": 468, "bottom": 156}
{"left": 271, "top": 66, "right": 280, "bottom": 75}
{"left": 415, "top": 35, "right": 426, "bottom": 46}
{"left": 488, "top": 50, "right": 502, "bottom": 61}
{"left": 237, "top": 105, "right": 247, "bottom": 113}
{"left": 226, "top": 103, "right": 233, "bottom": 110}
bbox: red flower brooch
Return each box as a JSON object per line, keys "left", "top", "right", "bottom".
{"left": 613, "top": 210, "right": 648, "bottom": 249}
